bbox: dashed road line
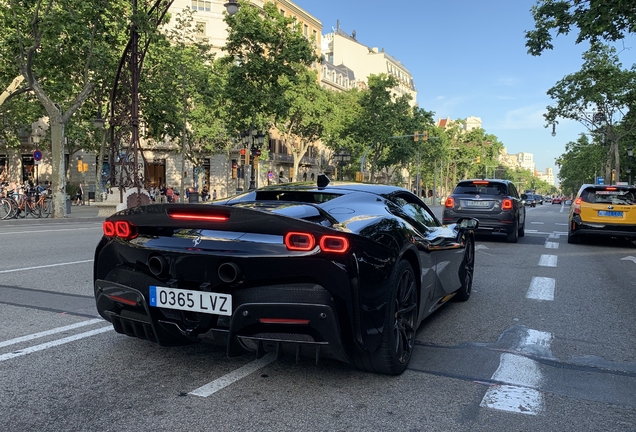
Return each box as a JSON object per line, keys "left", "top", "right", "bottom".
{"left": 545, "top": 241, "right": 559, "bottom": 249}
{"left": 538, "top": 255, "right": 557, "bottom": 267}
{"left": 0, "top": 319, "right": 104, "bottom": 348}
{"left": 480, "top": 329, "right": 552, "bottom": 415}
{"left": 0, "top": 326, "right": 112, "bottom": 362}
{"left": 0, "top": 259, "right": 93, "bottom": 274}
{"left": 526, "top": 277, "right": 555, "bottom": 301}
{"left": 189, "top": 353, "right": 277, "bottom": 397}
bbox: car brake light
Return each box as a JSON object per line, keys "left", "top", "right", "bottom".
{"left": 103, "top": 221, "right": 115, "bottom": 236}
{"left": 320, "top": 235, "right": 349, "bottom": 253}
{"left": 116, "top": 221, "right": 137, "bottom": 239}
{"left": 285, "top": 232, "right": 316, "bottom": 251}
{"left": 445, "top": 197, "right": 455, "bottom": 208}
{"left": 605, "top": 187, "right": 617, "bottom": 191}
{"left": 502, "top": 198, "right": 513, "bottom": 210}
{"left": 573, "top": 197, "right": 582, "bottom": 214}
{"left": 472, "top": 181, "right": 489, "bottom": 185}
{"left": 103, "top": 220, "right": 137, "bottom": 239}
{"left": 167, "top": 210, "right": 229, "bottom": 221}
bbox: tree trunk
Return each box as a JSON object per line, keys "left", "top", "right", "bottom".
{"left": 50, "top": 111, "right": 67, "bottom": 218}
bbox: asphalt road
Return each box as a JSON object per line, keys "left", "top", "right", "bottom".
{"left": 1, "top": 203, "right": 635, "bottom": 431}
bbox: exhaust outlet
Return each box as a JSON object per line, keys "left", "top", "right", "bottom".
{"left": 218, "top": 262, "right": 241, "bottom": 284}
{"left": 148, "top": 255, "right": 169, "bottom": 278}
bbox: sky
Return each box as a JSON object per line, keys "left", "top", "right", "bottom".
{"left": 292, "top": 0, "right": 636, "bottom": 183}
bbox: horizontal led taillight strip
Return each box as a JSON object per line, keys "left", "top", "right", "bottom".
{"left": 168, "top": 213, "right": 229, "bottom": 221}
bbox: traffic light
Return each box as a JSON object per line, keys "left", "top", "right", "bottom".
{"left": 231, "top": 159, "right": 237, "bottom": 179}
{"left": 422, "top": 130, "right": 428, "bottom": 141}
{"left": 289, "top": 167, "right": 294, "bottom": 181}
{"left": 77, "top": 160, "right": 83, "bottom": 172}
{"left": 414, "top": 132, "right": 419, "bottom": 142}
{"left": 475, "top": 156, "right": 481, "bottom": 163}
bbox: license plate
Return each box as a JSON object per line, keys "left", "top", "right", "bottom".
{"left": 149, "top": 286, "right": 232, "bottom": 316}
{"left": 598, "top": 210, "right": 623, "bottom": 217}
{"left": 466, "top": 200, "right": 490, "bottom": 207}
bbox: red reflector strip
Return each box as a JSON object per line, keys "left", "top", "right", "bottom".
{"left": 108, "top": 295, "right": 138, "bottom": 306}
{"left": 319, "top": 235, "right": 349, "bottom": 253}
{"left": 258, "top": 318, "right": 310, "bottom": 325}
{"left": 168, "top": 213, "right": 229, "bottom": 221}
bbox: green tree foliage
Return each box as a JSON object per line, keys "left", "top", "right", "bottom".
{"left": 346, "top": 74, "right": 413, "bottom": 183}
{"left": 220, "top": 1, "right": 318, "bottom": 133}
{"left": 544, "top": 42, "right": 636, "bottom": 182}
{"left": 556, "top": 134, "right": 606, "bottom": 195}
{"left": 525, "top": 0, "right": 636, "bottom": 56}
{"left": 0, "top": 0, "right": 129, "bottom": 216}
{"left": 273, "top": 69, "right": 332, "bottom": 182}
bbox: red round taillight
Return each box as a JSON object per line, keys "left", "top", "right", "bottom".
{"left": 284, "top": 232, "right": 316, "bottom": 251}
{"left": 502, "top": 199, "right": 513, "bottom": 210}
{"left": 445, "top": 197, "right": 455, "bottom": 208}
{"left": 103, "top": 221, "right": 115, "bottom": 236}
{"left": 320, "top": 235, "right": 349, "bottom": 253}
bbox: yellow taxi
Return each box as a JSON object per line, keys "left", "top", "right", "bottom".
{"left": 568, "top": 184, "right": 636, "bottom": 244}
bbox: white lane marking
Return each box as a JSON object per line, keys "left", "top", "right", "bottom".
{"left": 548, "top": 232, "right": 560, "bottom": 239}
{"left": 620, "top": 256, "right": 636, "bottom": 264}
{"left": 555, "top": 223, "right": 567, "bottom": 226}
{"left": 0, "top": 326, "right": 112, "bottom": 362}
{"left": 545, "top": 241, "right": 559, "bottom": 249}
{"left": 538, "top": 255, "right": 557, "bottom": 267}
{"left": 480, "top": 328, "right": 553, "bottom": 416}
{"left": 0, "top": 259, "right": 93, "bottom": 274}
{"left": 189, "top": 353, "right": 277, "bottom": 397}
{"left": 0, "top": 319, "right": 104, "bottom": 348}
{"left": 0, "top": 227, "right": 100, "bottom": 235}
{"left": 475, "top": 245, "right": 489, "bottom": 251}
{"left": 530, "top": 222, "right": 544, "bottom": 224}
{"left": 526, "top": 277, "right": 555, "bottom": 301}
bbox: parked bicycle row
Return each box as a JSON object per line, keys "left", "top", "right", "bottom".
{"left": 0, "top": 181, "right": 52, "bottom": 219}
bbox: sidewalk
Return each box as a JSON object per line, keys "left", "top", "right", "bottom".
{"left": 1, "top": 202, "right": 103, "bottom": 226}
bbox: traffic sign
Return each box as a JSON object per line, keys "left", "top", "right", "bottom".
{"left": 596, "top": 176, "right": 604, "bottom": 185}
{"left": 33, "top": 150, "right": 42, "bottom": 161}
{"left": 268, "top": 171, "right": 274, "bottom": 180}
{"left": 255, "top": 149, "right": 262, "bottom": 156}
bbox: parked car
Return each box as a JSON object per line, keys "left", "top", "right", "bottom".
{"left": 443, "top": 179, "right": 526, "bottom": 243}
{"left": 552, "top": 197, "right": 563, "bottom": 205}
{"left": 94, "top": 175, "right": 479, "bottom": 375}
{"left": 568, "top": 184, "right": 636, "bottom": 244}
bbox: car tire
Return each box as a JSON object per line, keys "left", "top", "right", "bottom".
{"left": 518, "top": 219, "right": 525, "bottom": 237}
{"left": 567, "top": 231, "right": 579, "bottom": 244}
{"left": 353, "top": 259, "right": 418, "bottom": 375}
{"left": 507, "top": 222, "right": 519, "bottom": 243}
{"left": 453, "top": 237, "right": 474, "bottom": 302}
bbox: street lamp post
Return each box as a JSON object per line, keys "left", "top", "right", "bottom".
{"left": 242, "top": 129, "right": 265, "bottom": 190}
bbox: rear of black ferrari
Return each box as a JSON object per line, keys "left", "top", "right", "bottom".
{"left": 94, "top": 202, "right": 393, "bottom": 366}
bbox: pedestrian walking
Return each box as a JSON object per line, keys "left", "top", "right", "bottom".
{"left": 212, "top": 189, "right": 217, "bottom": 200}
{"left": 75, "top": 183, "right": 84, "bottom": 205}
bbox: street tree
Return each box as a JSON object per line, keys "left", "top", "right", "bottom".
{"left": 544, "top": 42, "right": 636, "bottom": 183}
{"left": 0, "top": 0, "right": 129, "bottom": 217}
{"left": 273, "top": 69, "right": 332, "bottom": 182}
{"left": 321, "top": 88, "right": 362, "bottom": 177}
{"left": 525, "top": 0, "right": 636, "bottom": 56}
{"left": 221, "top": 1, "right": 318, "bottom": 134}
{"left": 142, "top": 7, "right": 223, "bottom": 195}
{"left": 556, "top": 133, "right": 606, "bottom": 195}
{"left": 347, "top": 74, "right": 413, "bottom": 183}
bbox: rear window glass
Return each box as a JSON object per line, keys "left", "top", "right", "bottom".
{"left": 454, "top": 181, "right": 508, "bottom": 196}
{"left": 580, "top": 187, "right": 636, "bottom": 205}
{"left": 253, "top": 191, "right": 340, "bottom": 203}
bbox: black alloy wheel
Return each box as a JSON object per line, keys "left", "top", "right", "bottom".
{"left": 518, "top": 218, "right": 525, "bottom": 237}
{"left": 454, "top": 237, "right": 474, "bottom": 302}
{"left": 355, "top": 260, "right": 418, "bottom": 375}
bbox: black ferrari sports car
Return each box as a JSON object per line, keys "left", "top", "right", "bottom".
{"left": 94, "top": 175, "right": 478, "bottom": 375}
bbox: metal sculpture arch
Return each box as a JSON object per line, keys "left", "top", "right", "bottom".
{"left": 108, "top": 0, "right": 174, "bottom": 206}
